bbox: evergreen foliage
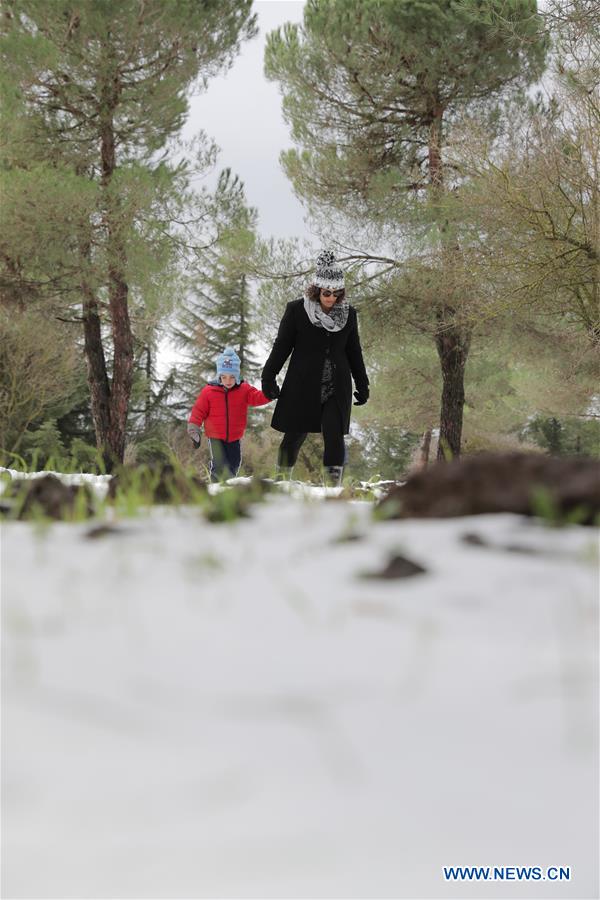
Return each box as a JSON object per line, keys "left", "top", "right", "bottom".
{"left": 266, "top": 0, "right": 546, "bottom": 215}
{"left": 0, "top": 308, "right": 82, "bottom": 456}
{"left": 264, "top": 0, "right": 548, "bottom": 459}
{"left": 0, "top": 0, "right": 257, "bottom": 465}
{"left": 523, "top": 414, "right": 600, "bottom": 457}
{"left": 172, "top": 170, "right": 260, "bottom": 395}
{"left": 1, "top": 2, "right": 597, "bottom": 473}
{"left": 456, "top": 1, "right": 600, "bottom": 347}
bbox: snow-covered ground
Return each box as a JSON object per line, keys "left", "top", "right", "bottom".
{"left": 1, "top": 471, "right": 598, "bottom": 899}
{"left": 0, "top": 466, "right": 114, "bottom": 500}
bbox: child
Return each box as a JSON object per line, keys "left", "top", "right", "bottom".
{"left": 187, "top": 347, "right": 272, "bottom": 481}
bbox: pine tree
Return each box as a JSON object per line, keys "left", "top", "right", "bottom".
{"left": 173, "top": 170, "right": 260, "bottom": 393}
{"left": 0, "top": 308, "right": 81, "bottom": 456}
{"left": 457, "top": 0, "right": 600, "bottom": 348}
{"left": 0, "top": 0, "right": 256, "bottom": 466}
{"left": 264, "top": 0, "right": 547, "bottom": 459}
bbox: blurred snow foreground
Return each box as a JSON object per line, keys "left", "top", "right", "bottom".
{"left": 1, "top": 468, "right": 598, "bottom": 899}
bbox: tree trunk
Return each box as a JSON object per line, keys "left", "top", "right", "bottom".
{"left": 144, "top": 344, "right": 152, "bottom": 432}
{"left": 82, "top": 291, "right": 111, "bottom": 452}
{"left": 417, "top": 428, "right": 432, "bottom": 469}
{"left": 239, "top": 274, "right": 247, "bottom": 369}
{"left": 428, "top": 109, "right": 444, "bottom": 191}
{"left": 100, "top": 69, "right": 133, "bottom": 466}
{"left": 435, "top": 318, "right": 470, "bottom": 461}
{"left": 79, "top": 232, "right": 112, "bottom": 465}
{"left": 106, "top": 251, "right": 133, "bottom": 464}
{"left": 428, "top": 104, "right": 470, "bottom": 461}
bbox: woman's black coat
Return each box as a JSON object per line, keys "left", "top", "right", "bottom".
{"left": 261, "top": 297, "right": 369, "bottom": 434}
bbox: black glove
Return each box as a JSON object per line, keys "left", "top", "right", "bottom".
{"left": 353, "top": 389, "right": 369, "bottom": 406}
{"left": 262, "top": 380, "right": 280, "bottom": 400}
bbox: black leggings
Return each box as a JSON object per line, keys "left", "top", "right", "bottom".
{"left": 278, "top": 397, "right": 345, "bottom": 468}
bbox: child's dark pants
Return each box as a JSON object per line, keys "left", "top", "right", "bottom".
{"left": 278, "top": 397, "right": 345, "bottom": 468}
{"left": 208, "top": 438, "right": 241, "bottom": 481}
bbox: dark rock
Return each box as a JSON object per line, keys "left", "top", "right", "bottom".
{"left": 84, "top": 524, "right": 124, "bottom": 540}
{"left": 461, "top": 531, "right": 570, "bottom": 557}
{"left": 5, "top": 474, "right": 95, "bottom": 521}
{"left": 377, "top": 453, "right": 600, "bottom": 524}
{"left": 461, "top": 532, "right": 489, "bottom": 547}
{"left": 362, "top": 553, "right": 427, "bottom": 580}
{"left": 333, "top": 531, "right": 364, "bottom": 544}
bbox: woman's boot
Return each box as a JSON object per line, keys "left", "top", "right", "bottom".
{"left": 275, "top": 465, "right": 294, "bottom": 481}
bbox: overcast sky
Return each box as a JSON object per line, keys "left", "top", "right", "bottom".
{"left": 183, "top": 0, "right": 310, "bottom": 242}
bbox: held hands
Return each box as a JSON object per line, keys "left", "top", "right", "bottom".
{"left": 262, "top": 380, "right": 281, "bottom": 400}
{"left": 353, "top": 389, "right": 369, "bottom": 406}
{"left": 187, "top": 423, "right": 202, "bottom": 449}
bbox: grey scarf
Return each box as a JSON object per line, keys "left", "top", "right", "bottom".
{"left": 303, "top": 294, "right": 349, "bottom": 333}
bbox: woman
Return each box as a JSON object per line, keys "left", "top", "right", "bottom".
{"left": 261, "top": 250, "right": 369, "bottom": 485}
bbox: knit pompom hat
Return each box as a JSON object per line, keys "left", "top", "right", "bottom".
{"left": 216, "top": 347, "right": 241, "bottom": 384}
{"left": 313, "top": 249, "right": 345, "bottom": 291}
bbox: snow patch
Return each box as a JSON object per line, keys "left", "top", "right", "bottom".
{"left": 1, "top": 474, "right": 598, "bottom": 898}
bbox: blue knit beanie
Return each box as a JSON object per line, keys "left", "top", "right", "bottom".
{"left": 216, "top": 347, "right": 241, "bottom": 384}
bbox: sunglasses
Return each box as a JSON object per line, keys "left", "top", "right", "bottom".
{"left": 321, "top": 289, "right": 344, "bottom": 298}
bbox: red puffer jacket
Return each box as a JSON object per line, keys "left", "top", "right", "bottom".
{"left": 189, "top": 380, "right": 271, "bottom": 441}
